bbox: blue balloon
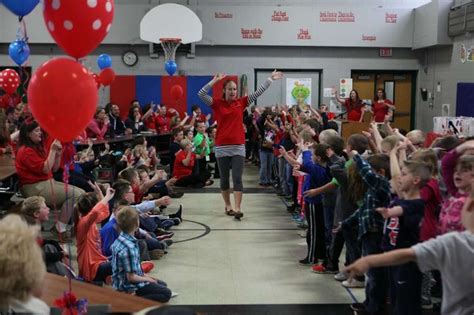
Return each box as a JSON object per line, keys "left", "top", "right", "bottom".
{"left": 97, "top": 54, "right": 112, "bottom": 70}
{"left": 165, "top": 60, "right": 177, "bottom": 76}
{"left": 2, "top": 0, "right": 39, "bottom": 17}
{"left": 8, "top": 40, "right": 30, "bottom": 66}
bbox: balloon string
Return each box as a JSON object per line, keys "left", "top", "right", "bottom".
{"left": 62, "top": 163, "right": 73, "bottom": 296}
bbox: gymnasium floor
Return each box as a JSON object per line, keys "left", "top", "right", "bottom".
{"left": 151, "top": 164, "right": 364, "bottom": 314}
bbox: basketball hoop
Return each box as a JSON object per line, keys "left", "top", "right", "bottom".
{"left": 160, "top": 38, "right": 181, "bottom": 62}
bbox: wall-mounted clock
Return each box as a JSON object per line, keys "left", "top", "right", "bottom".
{"left": 122, "top": 50, "right": 138, "bottom": 67}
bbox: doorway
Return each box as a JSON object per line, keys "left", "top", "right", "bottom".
{"left": 351, "top": 70, "right": 417, "bottom": 131}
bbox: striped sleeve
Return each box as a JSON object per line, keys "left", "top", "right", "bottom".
{"left": 247, "top": 78, "right": 272, "bottom": 105}
{"left": 197, "top": 83, "right": 214, "bottom": 106}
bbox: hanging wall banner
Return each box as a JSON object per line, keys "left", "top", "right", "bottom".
{"left": 286, "top": 78, "right": 312, "bottom": 107}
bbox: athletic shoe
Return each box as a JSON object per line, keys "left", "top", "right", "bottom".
{"left": 149, "top": 249, "right": 165, "bottom": 260}
{"left": 141, "top": 261, "right": 154, "bottom": 273}
{"left": 421, "top": 295, "right": 433, "bottom": 310}
{"left": 334, "top": 271, "right": 348, "bottom": 282}
{"left": 170, "top": 205, "right": 183, "bottom": 221}
{"left": 298, "top": 258, "right": 312, "bottom": 265}
{"left": 312, "top": 264, "right": 339, "bottom": 274}
{"left": 342, "top": 279, "right": 365, "bottom": 288}
{"left": 172, "top": 218, "right": 182, "bottom": 225}
{"left": 169, "top": 191, "right": 184, "bottom": 199}
{"left": 157, "top": 232, "right": 174, "bottom": 241}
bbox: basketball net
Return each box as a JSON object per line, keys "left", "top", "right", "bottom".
{"left": 160, "top": 38, "right": 181, "bottom": 62}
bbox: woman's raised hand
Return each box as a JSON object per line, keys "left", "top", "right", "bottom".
{"left": 270, "top": 70, "right": 283, "bottom": 80}
{"left": 213, "top": 73, "right": 226, "bottom": 82}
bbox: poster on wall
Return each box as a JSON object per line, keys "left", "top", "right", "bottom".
{"left": 286, "top": 78, "right": 312, "bottom": 107}
{"left": 339, "top": 78, "right": 353, "bottom": 98}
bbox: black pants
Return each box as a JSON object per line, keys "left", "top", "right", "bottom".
{"left": 389, "top": 262, "right": 422, "bottom": 315}
{"left": 136, "top": 280, "right": 171, "bottom": 303}
{"left": 175, "top": 171, "right": 211, "bottom": 188}
{"left": 326, "top": 229, "right": 346, "bottom": 271}
{"left": 93, "top": 262, "right": 112, "bottom": 283}
{"left": 305, "top": 202, "right": 326, "bottom": 264}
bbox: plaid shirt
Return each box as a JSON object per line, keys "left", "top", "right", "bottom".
{"left": 345, "top": 154, "right": 391, "bottom": 240}
{"left": 111, "top": 232, "right": 146, "bottom": 293}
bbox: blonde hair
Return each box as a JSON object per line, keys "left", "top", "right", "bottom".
{"left": 381, "top": 135, "right": 401, "bottom": 152}
{"left": 0, "top": 214, "right": 45, "bottom": 306}
{"left": 298, "top": 130, "right": 315, "bottom": 144}
{"left": 406, "top": 130, "right": 425, "bottom": 146}
{"left": 116, "top": 206, "right": 139, "bottom": 234}
{"left": 20, "top": 196, "right": 46, "bottom": 219}
{"left": 180, "top": 139, "right": 192, "bottom": 149}
{"left": 410, "top": 149, "right": 439, "bottom": 176}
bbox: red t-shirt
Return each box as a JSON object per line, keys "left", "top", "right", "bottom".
{"left": 212, "top": 96, "right": 249, "bottom": 146}
{"left": 15, "top": 145, "right": 52, "bottom": 185}
{"left": 344, "top": 99, "right": 363, "bottom": 121}
{"left": 154, "top": 115, "right": 170, "bottom": 134}
{"left": 372, "top": 99, "right": 393, "bottom": 122}
{"left": 132, "top": 184, "right": 143, "bottom": 203}
{"left": 173, "top": 150, "right": 195, "bottom": 179}
{"left": 420, "top": 178, "right": 443, "bottom": 241}
{"left": 144, "top": 113, "right": 157, "bottom": 130}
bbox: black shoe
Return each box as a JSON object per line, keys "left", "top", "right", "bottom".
{"left": 298, "top": 258, "right": 312, "bottom": 266}
{"left": 234, "top": 212, "right": 244, "bottom": 220}
{"left": 170, "top": 205, "right": 182, "bottom": 221}
{"left": 169, "top": 191, "right": 184, "bottom": 199}
{"left": 350, "top": 303, "right": 368, "bottom": 314}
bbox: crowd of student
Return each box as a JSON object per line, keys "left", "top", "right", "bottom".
{"left": 0, "top": 97, "right": 223, "bottom": 313}
{"left": 1, "top": 86, "right": 473, "bottom": 314}
{"left": 246, "top": 97, "right": 473, "bottom": 314}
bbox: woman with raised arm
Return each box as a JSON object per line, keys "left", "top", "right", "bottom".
{"left": 198, "top": 70, "right": 283, "bottom": 220}
{"left": 334, "top": 89, "right": 365, "bottom": 122}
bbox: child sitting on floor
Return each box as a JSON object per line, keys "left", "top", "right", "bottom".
{"left": 74, "top": 183, "right": 115, "bottom": 283}
{"left": 111, "top": 206, "right": 174, "bottom": 302}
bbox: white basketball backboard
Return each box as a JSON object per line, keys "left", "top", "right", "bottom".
{"left": 140, "top": 3, "right": 202, "bottom": 44}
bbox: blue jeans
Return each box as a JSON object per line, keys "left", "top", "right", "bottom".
{"left": 259, "top": 150, "right": 274, "bottom": 184}
{"left": 278, "top": 158, "right": 291, "bottom": 195}
{"left": 362, "top": 232, "right": 388, "bottom": 314}
{"left": 285, "top": 162, "right": 293, "bottom": 195}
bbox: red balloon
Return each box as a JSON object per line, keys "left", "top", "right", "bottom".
{"left": 0, "top": 69, "right": 20, "bottom": 95}
{"left": 170, "top": 85, "right": 183, "bottom": 100}
{"left": 27, "top": 58, "right": 98, "bottom": 142}
{"left": 91, "top": 73, "right": 101, "bottom": 89}
{"left": 99, "top": 68, "right": 115, "bottom": 86}
{"left": 43, "top": 0, "right": 114, "bottom": 59}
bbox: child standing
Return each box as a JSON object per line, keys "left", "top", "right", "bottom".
{"left": 299, "top": 142, "right": 331, "bottom": 266}
{"left": 111, "top": 206, "right": 173, "bottom": 302}
{"left": 379, "top": 146, "right": 432, "bottom": 314}
{"left": 344, "top": 153, "right": 391, "bottom": 314}
{"left": 344, "top": 180, "right": 474, "bottom": 315}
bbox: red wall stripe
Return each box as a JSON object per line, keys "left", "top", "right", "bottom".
{"left": 110, "top": 75, "right": 136, "bottom": 120}
{"left": 161, "top": 76, "right": 187, "bottom": 114}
